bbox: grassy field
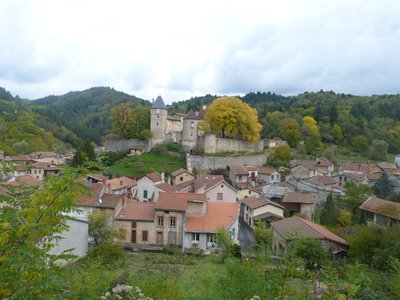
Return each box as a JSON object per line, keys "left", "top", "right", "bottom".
{"left": 107, "top": 152, "right": 186, "bottom": 177}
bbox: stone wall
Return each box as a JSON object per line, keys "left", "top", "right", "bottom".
{"left": 200, "top": 134, "right": 264, "bottom": 154}
{"left": 104, "top": 139, "right": 151, "bottom": 152}
{"left": 188, "top": 153, "right": 268, "bottom": 171}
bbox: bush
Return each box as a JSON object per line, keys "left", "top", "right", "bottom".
{"left": 86, "top": 243, "right": 126, "bottom": 267}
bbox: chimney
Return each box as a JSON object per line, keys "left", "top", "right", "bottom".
{"left": 161, "top": 172, "right": 165, "bottom": 183}
{"left": 316, "top": 157, "right": 321, "bottom": 165}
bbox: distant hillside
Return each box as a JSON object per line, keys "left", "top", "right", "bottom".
{"left": 32, "top": 87, "right": 150, "bottom": 144}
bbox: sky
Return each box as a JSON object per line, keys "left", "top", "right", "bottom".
{"left": 1, "top": 0, "right": 400, "bottom": 104}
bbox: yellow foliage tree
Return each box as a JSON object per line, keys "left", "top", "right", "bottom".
{"left": 111, "top": 103, "right": 135, "bottom": 139}
{"left": 199, "top": 97, "right": 262, "bottom": 143}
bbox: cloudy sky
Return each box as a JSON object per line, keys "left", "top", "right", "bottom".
{"left": 1, "top": 0, "right": 400, "bottom": 103}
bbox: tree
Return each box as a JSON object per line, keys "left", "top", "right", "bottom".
{"left": 329, "top": 105, "right": 338, "bottom": 126}
{"left": 303, "top": 116, "right": 322, "bottom": 155}
{"left": 88, "top": 210, "right": 126, "bottom": 247}
{"left": 111, "top": 103, "right": 136, "bottom": 139}
{"left": 330, "top": 124, "right": 344, "bottom": 143}
{"left": 374, "top": 172, "right": 393, "bottom": 199}
{"left": 216, "top": 227, "right": 234, "bottom": 263}
{"left": 369, "top": 139, "right": 389, "bottom": 160}
{"left": 12, "top": 140, "right": 28, "bottom": 154}
{"left": 267, "top": 145, "right": 291, "bottom": 168}
{"left": 291, "top": 238, "right": 328, "bottom": 269}
{"left": 279, "top": 118, "right": 302, "bottom": 148}
{"left": 0, "top": 168, "right": 86, "bottom": 299}
{"left": 320, "top": 193, "right": 338, "bottom": 226}
{"left": 71, "top": 140, "right": 96, "bottom": 167}
{"left": 199, "top": 97, "right": 262, "bottom": 143}
{"left": 351, "top": 135, "right": 369, "bottom": 153}
{"left": 338, "top": 182, "right": 373, "bottom": 221}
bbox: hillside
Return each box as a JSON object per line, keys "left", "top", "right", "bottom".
{"left": 32, "top": 87, "right": 150, "bottom": 144}
{"left": 0, "top": 98, "right": 74, "bottom": 155}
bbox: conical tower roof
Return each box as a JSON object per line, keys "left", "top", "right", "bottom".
{"left": 184, "top": 109, "right": 198, "bottom": 119}
{"left": 151, "top": 96, "right": 166, "bottom": 109}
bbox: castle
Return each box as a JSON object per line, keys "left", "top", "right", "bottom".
{"left": 150, "top": 96, "right": 264, "bottom": 154}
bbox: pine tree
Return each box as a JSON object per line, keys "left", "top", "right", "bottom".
{"left": 320, "top": 193, "right": 337, "bottom": 226}
{"left": 374, "top": 172, "right": 393, "bottom": 199}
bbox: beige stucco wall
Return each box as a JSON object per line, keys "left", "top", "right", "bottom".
{"left": 136, "top": 176, "right": 161, "bottom": 202}
{"left": 237, "top": 189, "right": 260, "bottom": 200}
{"left": 117, "top": 220, "right": 156, "bottom": 244}
{"left": 154, "top": 210, "right": 184, "bottom": 246}
{"left": 206, "top": 184, "right": 237, "bottom": 202}
{"left": 173, "top": 172, "right": 195, "bottom": 185}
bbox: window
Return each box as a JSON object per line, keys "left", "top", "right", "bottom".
{"left": 239, "top": 176, "right": 242, "bottom": 181}
{"left": 192, "top": 233, "right": 200, "bottom": 243}
{"left": 142, "top": 231, "right": 148, "bottom": 242}
{"left": 169, "top": 217, "right": 176, "bottom": 227}
{"left": 248, "top": 190, "right": 251, "bottom": 195}
{"left": 158, "top": 216, "right": 164, "bottom": 226}
{"left": 143, "top": 190, "right": 148, "bottom": 199}
{"left": 34, "top": 170, "right": 37, "bottom": 174}
{"left": 271, "top": 175, "right": 274, "bottom": 180}
{"left": 180, "top": 176, "right": 183, "bottom": 182}
{"left": 217, "top": 193, "right": 223, "bottom": 200}
{"left": 366, "top": 211, "right": 374, "bottom": 222}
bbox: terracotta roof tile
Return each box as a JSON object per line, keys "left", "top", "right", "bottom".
{"left": 155, "top": 183, "right": 176, "bottom": 192}
{"left": 313, "top": 175, "right": 336, "bottom": 186}
{"left": 106, "top": 178, "right": 127, "bottom": 191}
{"left": 171, "top": 168, "right": 191, "bottom": 177}
{"left": 155, "top": 192, "right": 207, "bottom": 212}
{"left": 258, "top": 167, "right": 278, "bottom": 175}
{"left": 271, "top": 216, "right": 347, "bottom": 246}
{"left": 116, "top": 202, "right": 156, "bottom": 221}
{"left": 283, "top": 191, "right": 314, "bottom": 204}
{"left": 119, "top": 176, "right": 136, "bottom": 188}
{"left": 186, "top": 202, "right": 239, "bottom": 232}
{"left": 145, "top": 172, "right": 162, "bottom": 182}
{"left": 360, "top": 197, "right": 400, "bottom": 220}
{"left": 194, "top": 174, "right": 224, "bottom": 192}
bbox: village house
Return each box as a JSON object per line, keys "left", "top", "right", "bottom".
{"left": 257, "top": 167, "right": 281, "bottom": 186}
{"left": 338, "top": 162, "right": 386, "bottom": 186}
{"left": 171, "top": 168, "right": 195, "bottom": 185}
{"left": 236, "top": 183, "right": 262, "bottom": 200}
{"left": 228, "top": 165, "right": 249, "bottom": 187}
{"left": 29, "top": 151, "right": 64, "bottom": 165}
{"left": 282, "top": 191, "right": 315, "bottom": 220}
{"left": 106, "top": 178, "right": 128, "bottom": 195}
{"left": 263, "top": 185, "right": 287, "bottom": 202}
{"left": 267, "top": 137, "right": 288, "bottom": 149}
{"left": 290, "top": 158, "right": 334, "bottom": 180}
{"left": 270, "top": 216, "right": 348, "bottom": 257}
{"left": 194, "top": 174, "right": 237, "bottom": 202}
{"left": 184, "top": 202, "right": 240, "bottom": 251}
{"left": 360, "top": 197, "right": 400, "bottom": 227}
{"left": 241, "top": 197, "right": 285, "bottom": 228}
{"left": 135, "top": 172, "right": 163, "bottom": 202}
{"left": 115, "top": 202, "right": 157, "bottom": 244}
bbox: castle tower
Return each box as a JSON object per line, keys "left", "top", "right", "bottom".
{"left": 181, "top": 110, "right": 199, "bottom": 152}
{"left": 150, "top": 96, "right": 168, "bottom": 145}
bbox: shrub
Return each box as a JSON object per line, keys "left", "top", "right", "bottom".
{"left": 86, "top": 243, "right": 126, "bottom": 267}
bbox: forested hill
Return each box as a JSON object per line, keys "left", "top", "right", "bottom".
{"left": 32, "top": 87, "right": 150, "bottom": 144}
{"left": 170, "top": 91, "right": 400, "bottom": 155}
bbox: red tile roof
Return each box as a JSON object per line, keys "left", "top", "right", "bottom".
{"left": 194, "top": 174, "right": 224, "bottom": 192}
{"left": 186, "top": 202, "right": 239, "bottom": 232}
{"left": 116, "top": 202, "right": 156, "bottom": 222}
{"left": 155, "top": 192, "right": 207, "bottom": 212}
{"left": 76, "top": 183, "right": 105, "bottom": 207}
{"left": 258, "top": 167, "right": 278, "bottom": 175}
{"left": 360, "top": 197, "right": 400, "bottom": 220}
{"left": 313, "top": 176, "right": 336, "bottom": 186}
{"left": 106, "top": 178, "right": 127, "bottom": 191}
{"left": 171, "top": 168, "right": 192, "bottom": 177}
{"left": 271, "top": 216, "right": 347, "bottom": 246}
{"left": 155, "top": 183, "right": 176, "bottom": 192}
{"left": 145, "top": 172, "right": 162, "bottom": 182}
{"left": 119, "top": 176, "right": 136, "bottom": 188}
{"left": 283, "top": 191, "right": 314, "bottom": 204}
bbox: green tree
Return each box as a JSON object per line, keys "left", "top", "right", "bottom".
{"left": 329, "top": 104, "right": 338, "bottom": 126}
{"left": 330, "top": 124, "right": 344, "bottom": 143}
{"left": 279, "top": 118, "right": 302, "bottom": 148}
{"left": 369, "top": 139, "right": 389, "bottom": 160}
{"left": 88, "top": 210, "right": 126, "bottom": 247}
{"left": 374, "top": 172, "right": 393, "bottom": 199}
{"left": 351, "top": 135, "right": 369, "bottom": 153}
{"left": 199, "top": 97, "right": 262, "bottom": 143}
{"left": 348, "top": 225, "right": 382, "bottom": 264}
{"left": 338, "top": 182, "right": 372, "bottom": 221}
{"left": 12, "top": 140, "right": 29, "bottom": 154}
{"left": 320, "top": 193, "right": 338, "bottom": 226}
{"left": 216, "top": 227, "right": 233, "bottom": 263}
{"left": 291, "top": 238, "right": 328, "bottom": 269}
{"left": 0, "top": 168, "right": 86, "bottom": 299}
{"left": 267, "top": 145, "right": 291, "bottom": 167}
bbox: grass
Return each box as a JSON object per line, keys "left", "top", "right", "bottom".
{"left": 106, "top": 151, "right": 186, "bottom": 177}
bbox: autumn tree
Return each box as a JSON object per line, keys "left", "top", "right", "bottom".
{"left": 303, "top": 116, "right": 322, "bottom": 154}
{"left": 279, "top": 118, "right": 302, "bottom": 148}
{"left": 111, "top": 103, "right": 136, "bottom": 139}
{"left": 199, "top": 97, "right": 262, "bottom": 143}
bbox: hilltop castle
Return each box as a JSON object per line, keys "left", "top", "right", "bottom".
{"left": 150, "top": 96, "right": 264, "bottom": 154}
